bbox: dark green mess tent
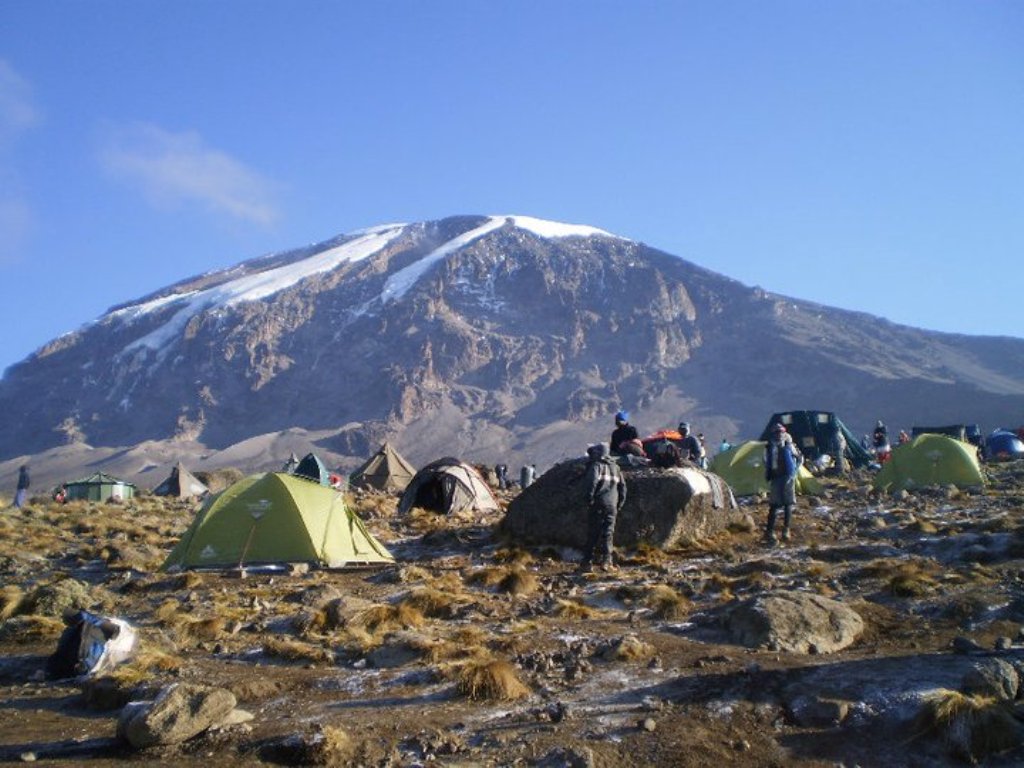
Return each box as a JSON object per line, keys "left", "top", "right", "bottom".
{"left": 65, "top": 472, "right": 137, "bottom": 502}
{"left": 760, "top": 410, "right": 872, "bottom": 468}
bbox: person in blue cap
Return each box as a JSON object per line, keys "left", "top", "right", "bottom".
{"left": 610, "top": 411, "right": 639, "bottom": 456}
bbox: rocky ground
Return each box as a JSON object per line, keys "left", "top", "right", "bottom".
{"left": 2, "top": 464, "right": 1024, "bottom": 767}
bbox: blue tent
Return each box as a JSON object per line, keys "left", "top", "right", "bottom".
{"left": 985, "top": 430, "right": 1024, "bottom": 462}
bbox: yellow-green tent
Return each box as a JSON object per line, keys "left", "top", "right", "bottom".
{"left": 162, "top": 472, "right": 393, "bottom": 570}
{"left": 873, "top": 434, "right": 985, "bottom": 492}
{"left": 709, "top": 441, "right": 823, "bottom": 497}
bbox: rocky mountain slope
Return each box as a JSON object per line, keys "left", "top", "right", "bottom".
{"left": 1, "top": 214, "right": 1022, "bottom": 484}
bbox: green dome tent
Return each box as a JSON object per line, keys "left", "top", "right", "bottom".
{"left": 161, "top": 472, "right": 393, "bottom": 570}
{"left": 872, "top": 434, "right": 985, "bottom": 492}
{"left": 709, "top": 441, "right": 823, "bottom": 497}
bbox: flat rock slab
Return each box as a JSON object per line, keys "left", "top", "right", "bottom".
{"left": 503, "top": 460, "right": 741, "bottom": 549}
{"left": 725, "top": 591, "right": 864, "bottom": 654}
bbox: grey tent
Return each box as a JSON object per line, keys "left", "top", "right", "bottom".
{"left": 398, "top": 457, "right": 500, "bottom": 516}
{"left": 350, "top": 442, "right": 417, "bottom": 493}
{"left": 153, "top": 462, "right": 209, "bottom": 499}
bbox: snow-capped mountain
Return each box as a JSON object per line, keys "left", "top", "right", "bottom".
{"left": 2, "top": 214, "right": 1023, "bottom": 479}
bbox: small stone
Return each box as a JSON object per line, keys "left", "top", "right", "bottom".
{"left": 19, "top": 753, "right": 36, "bottom": 763}
{"left": 952, "top": 635, "right": 985, "bottom": 655}
{"left": 995, "top": 637, "right": 1013, "bottom": 651}
{"left": 733, "top": 739, "right": 751, "bottom": 751}
{"left": 641, "top": 718, "right": 657, "bottom": 732}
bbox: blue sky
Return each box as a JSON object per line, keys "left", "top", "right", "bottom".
{"left": 2, "top": 2, "right": 1022, "bottom": 374}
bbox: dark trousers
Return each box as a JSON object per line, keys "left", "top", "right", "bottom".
{"left": 584, "top": 501, "right": 618, "bottom": 565}
{"left": 765, "top": 505, "right": 793, "bottom": 536}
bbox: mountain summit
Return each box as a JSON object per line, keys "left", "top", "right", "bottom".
{"left": 2, "top": 215, "right": 1023, "bottom": 475}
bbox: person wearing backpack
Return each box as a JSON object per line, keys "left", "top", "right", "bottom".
{"left": 763, "top": 423, "right": 802, "bottom": 545}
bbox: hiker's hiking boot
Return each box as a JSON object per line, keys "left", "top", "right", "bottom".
{"left": 780, "top": 528, "right": 791, "bottom": 543}
{"left": 599, "top": 563, "right": 619, "bottom": 573}
{"left": 577, "top": 562, "right": 594, "bottom": 574}
{"left": 762, "top": 534, "right": 777, "bottom": 547}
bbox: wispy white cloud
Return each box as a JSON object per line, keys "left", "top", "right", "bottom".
{"left": 98, "top": 123, "right": 280, "bottom": 225}
{"left": 0, "top": 60, "right": 39, "bottom": 142}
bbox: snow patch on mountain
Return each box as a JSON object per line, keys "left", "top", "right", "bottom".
{"left": 116, "top": 226, "right": 405, "bottom": 356}
{"left": 379, "top": 215, "right": 621, "bottom": 303}
{"left": 111, "top": 214, "right": 622, "bottom": 358}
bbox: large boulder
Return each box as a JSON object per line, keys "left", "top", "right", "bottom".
{"left": 117, "top": 683, "right": 238, "bottom": 748}
{"left": 725, "top": 591, "right": 864, "bottom": 654}
{"left": 502, "top": 460, "right": 741, "bottom": 549}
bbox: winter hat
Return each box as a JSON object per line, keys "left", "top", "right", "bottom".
{"left": 615, "top": 410, "right": 629, "bottom": 423}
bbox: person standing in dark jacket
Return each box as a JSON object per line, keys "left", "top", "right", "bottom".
{"left": 763, "top": 425, "right": 801, "bottom": 545}
{"left": 580, "top": 443, "right": 626, "bottom": 572}
{"left": 14, "top": 465, "right": 30, "bottom": 508}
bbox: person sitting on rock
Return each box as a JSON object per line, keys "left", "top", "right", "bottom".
{"left": 610, "top": 411, "right": 639, "bottom": 456}
{"left": 678, "top": 423, "right": 705, "bottom": 466}
{"left": 580, "top": 443, "right": 626, "bottom": 573}
{"left": 763, "top": 423, "right": 802, "bottom": 545}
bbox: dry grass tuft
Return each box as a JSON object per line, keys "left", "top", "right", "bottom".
{"left": 263, "top": 636, "right": 334, "bottom": 664}
{"left": 645, "top": 584, "right": 691, "bottom": 620}
{"left": 0, "top": 585, "right": 24, "bottom": 621}
{"left": 178, "top": 616, "right": 226, "bottom": 641}
{"left": 304, "top": 724, "right": 354, "bottom": 766}
{"left": 465, "top": 566, "right": 508, "bottom": 589}
{"left": 493, "top": 548, "right": 535, "bottom": 567}
{"left": 601, "top": 633, "right": 657, "bottom": 662}
{"left": 888, "top": 562, "right": 939, "bottom": 597}
{"left": 106, "top": 649, "right": 183, "bottom": 686}
{"left": 623, "top": 543, "right": 669, "bottom": 566}
{"left": 350, "top": 603, "right": 425, "bottom": 635}
{"left": 173, "top": 572, "right": 205, "bottom": 591}
{"left": 915, "top": 689, "right": 1023, "bottom": 760}
{"left": 498, "top": 568, "right": 539, "bottom": 597}
{"left": 552, "top": 599, "right": 602, "bottom": 620}
{"left": 454, "top": 659, "right": 531, "bottom": 701}
{"left": 0, "top": 614, "right": 65, "bottom": 643}
{"left": 153, "top": 599, "right": 183, "bottom": 625}
{"left": 399, "top": 588, "right": 461, "bottom": 619}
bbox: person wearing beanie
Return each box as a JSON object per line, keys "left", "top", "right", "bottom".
{"left": 610, "top": 411, "right": 639, "bottom": 456}
{"left": 580, "top": 443, "right": 626, "bottom": 573}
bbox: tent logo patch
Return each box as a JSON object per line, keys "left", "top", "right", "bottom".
{"left": 199, "top": 545, "right": 217, "bottom": 559}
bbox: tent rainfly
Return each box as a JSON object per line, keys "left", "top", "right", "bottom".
{"left": 64, "top": 472, "right": 136, "bottom": 502}
{"left": 709, "top": 441, "right": 823, "bottom": 497}
{"left": 873, "top": 434, "right": 985, "bottom": 492}
{"left": 397, "top": 457, "right": 500, "bottom": 516}
{"left": 293, "top": 453, "right": 332, "bottom": 487}
{"left": 349, "top": 442, "right": 417, "bottom": 493}
{"left": 161, "top": 472, "right": 393, "bottom": 570}
{"left": 153, "top": 463, "right": 209, "bottom": 498}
